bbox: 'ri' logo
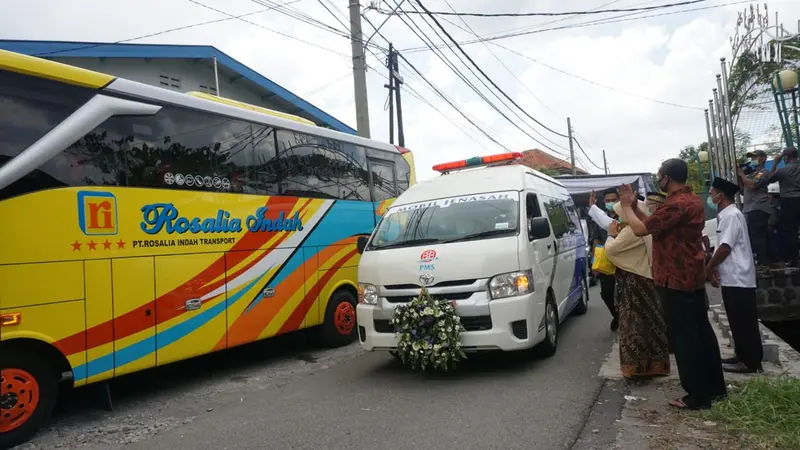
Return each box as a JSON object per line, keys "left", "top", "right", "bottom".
{"left": 77, "top": 191, "right": 119, "bottom": 236}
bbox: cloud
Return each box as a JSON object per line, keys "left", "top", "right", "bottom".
{"left": 2, "top": 0, "right": 800, "bottom": 180}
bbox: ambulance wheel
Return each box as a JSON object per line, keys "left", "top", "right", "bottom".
{"left": 572, "top": 276, "right": 589, "bottom": 316}
{"left": 0, "top": 350, "right": 58, "bottom": 449}
{"left": 535, "top": 296, "right": 559, "bottom": 358}
{"left": 317, "top": 289, "right": 358, "bottom": 348}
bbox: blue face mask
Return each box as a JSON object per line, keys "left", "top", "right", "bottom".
{"left": 605, "top": 202, "right": 615, "bottom": 212}
{"left": 706, "top": 194, "right": 718, "bottom": 211}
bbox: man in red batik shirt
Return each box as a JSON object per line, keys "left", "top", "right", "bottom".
{"left": 617, "top": 158, "right": 726, "bottom": 410}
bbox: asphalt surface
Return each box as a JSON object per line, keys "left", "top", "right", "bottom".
{"left": 20, "top": 285, "right": 616, "bottom": 450}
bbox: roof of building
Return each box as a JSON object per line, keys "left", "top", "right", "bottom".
{"left": 520, "top": 149, "right": 587, "bottom": 175}
{"left": 0, "top": 39, "right": 356, "bottom": 134}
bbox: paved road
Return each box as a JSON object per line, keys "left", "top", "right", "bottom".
{"left": 21, "top": 285, "right": 615, "bottom": 450}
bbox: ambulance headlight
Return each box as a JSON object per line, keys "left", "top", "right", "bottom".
{"left": 489, "top": 270, "right": 533, "bottom": 299}
{"left": 358, "top": 283, "right": 379, "bottom": 304}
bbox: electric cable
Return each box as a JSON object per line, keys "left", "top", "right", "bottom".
{"left": 375, "top": 0, "right": 706, "bottom": 18}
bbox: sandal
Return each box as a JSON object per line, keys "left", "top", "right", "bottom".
{"left": 669, "top": 396, "right": 711, "bottom": 410}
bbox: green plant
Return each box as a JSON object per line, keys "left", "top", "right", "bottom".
{"left": 704, "top": 376, "right": 800, "bottom": 449}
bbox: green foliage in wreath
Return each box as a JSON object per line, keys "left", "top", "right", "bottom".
{"left": 390, "top": 288, "right": 467, "bottom": 371}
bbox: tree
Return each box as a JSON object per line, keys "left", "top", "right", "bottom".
{"left": 678, "top": 142, "right": 711, "bottom": 193}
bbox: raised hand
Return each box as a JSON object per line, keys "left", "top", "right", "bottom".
{"left": 589, "top": 190, "right": 597, "bottom": 207}
{"left": 618, "top": 184, "right": 636, "bottom": 206}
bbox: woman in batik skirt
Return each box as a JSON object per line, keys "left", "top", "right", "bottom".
{"left": 604, "top": 198, "right": 670, "bottom": 380}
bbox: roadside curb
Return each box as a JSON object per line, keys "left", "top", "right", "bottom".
{"left": 592, "top": 286, "right": 798, "bottom": 449}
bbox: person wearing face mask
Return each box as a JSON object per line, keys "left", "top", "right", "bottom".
{"left": 734, "top": 150, "right": 773, "bottom": 268}
{"left": 741, "top": 146, "right": 800, "bottom": 266}
{"left": 705, "top": 177, "right": 763, "bottom": 374}
{"left": 616, "top": 159, "right": 726, "bottom": 410}
{"left": 588, "top": 188, "right": 621, "bottom": 331}
{"left": 605, "top": 197, "right": 670, "bottom": 380}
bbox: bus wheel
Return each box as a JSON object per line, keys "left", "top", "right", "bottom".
{"left": 318, "top": 289, "right": 358, "bottom": 348}
{"left": 0, "top": 351, "right": 58, "bottom": 449}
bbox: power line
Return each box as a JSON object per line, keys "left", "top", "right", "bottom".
{"left": 401, "top": 0, "right": 571, "bottom": 153}
{"left": 361, "top": 7, "right": 509, "bottom": 153}
{"left": 302, "top": 71, "right": 352, "bottom": 96}
{"left": 573, "top": 136, "right": 605, "bottom": 171}
{"left": 432, "top": 4, "right": 703, "bottom": 111}
{"left": 376, "top": 0, "right": 706, "bottom": 18}
{"left": 412, "top": 0, "right": 570, "bottom": 142}
{"left": 314, "top": 0, "right": 351, "bottom": 32}
{"left": 437, "top": 9, "right": 562, "bottom": 118}
{"left": 186, "top": 0, "right": 355, "bottom": 58}
{"left": 397, "top": 53, "right": 512, "bottom": 152}
{"left": 32, "top": 0, "right": 304, "bottom": 57}
{"left": 384, "top": 1, "right": 548, "bottom": 152}
{"left": 401, "top": 0, "right": 753, "bottom": 53}
{"left": 498, "top": 46, "right": 704, "bottom": 110}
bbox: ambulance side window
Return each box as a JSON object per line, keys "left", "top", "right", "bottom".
{"left": 526, "top": 193, "right": 544, "bottom": 242}
{"left": 526, "top": 193, "right": 541, "bottom": 218}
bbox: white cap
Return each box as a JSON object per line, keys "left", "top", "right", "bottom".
{"left": 768, "top": 182, "right": 780, "bottom": 194}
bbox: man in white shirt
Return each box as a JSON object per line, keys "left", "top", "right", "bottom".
{"left": 705, "top": 177, "right": 763, "bottom": 374}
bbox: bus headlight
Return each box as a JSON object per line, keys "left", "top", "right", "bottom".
{"left": 358, "top": 283, "right": 379, "bottom": 304}
{"left": 489, "top": 270, "right": 533, "bottom": 300}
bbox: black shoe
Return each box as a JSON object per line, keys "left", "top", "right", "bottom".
{"left": 610, "top": 317, "right": 619, "bottom": 332}
{"left": 723, "top": 362, "right": 763, "bottom": 374}
{"left": 721, "top": 356, "right": 739, "bottom": 365}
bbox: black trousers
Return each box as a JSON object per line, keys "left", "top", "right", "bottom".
{"left": 721, "top": 286, "right": 763, "bottom": 370}
{"left": 658, "top": 287, "right": 727, "bottom": 407}
{"left": 779, "top": 197, "right": 800, "bottom": 264}
{"left": 746, "top": 210, "right": 771, "bottom": 265}
{"left": 598, "top": 274, "right": 617, "bottom": 318}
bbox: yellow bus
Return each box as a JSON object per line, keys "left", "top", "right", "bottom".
{"left": 0, "top": 49, "right": 416, "bottom": 447}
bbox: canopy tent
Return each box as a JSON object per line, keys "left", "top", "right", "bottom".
{"left": 555, "top": 173, "right": 656, "bottom": 209}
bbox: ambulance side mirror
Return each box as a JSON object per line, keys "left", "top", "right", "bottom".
{"left": 529, "top": 217, "right": 551, "bottom": 241}
{"left": 357, "top": 236, "right": 368, "bottom": 254}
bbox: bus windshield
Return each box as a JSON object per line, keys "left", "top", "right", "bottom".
{"left": 368, "top": 190, "right": 520, "bottom": 250}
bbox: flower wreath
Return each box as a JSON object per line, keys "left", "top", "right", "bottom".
{"left": 390, "top": 288, "right": 467, "bottom": 371}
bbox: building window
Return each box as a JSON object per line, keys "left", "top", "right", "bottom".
{"left": 158, "top": 74, "right": 181, "bottom": 90}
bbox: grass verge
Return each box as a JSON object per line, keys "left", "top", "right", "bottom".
{"left": 703, "top": 376, "right": 800, "bottom": 449}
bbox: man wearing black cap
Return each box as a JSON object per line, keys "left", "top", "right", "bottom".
{"left": 617, "top": 159, "right": 726, "bottom": 410}
{"left": 743, "top": 146, "right": 800, "bottom": 266}
{"left": 736, "top": 149, "right": 773, "bottom": 267}
{"left": 705, "top": 177, "right": 763, "bottom": 373}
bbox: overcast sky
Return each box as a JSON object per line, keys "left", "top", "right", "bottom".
{"left": 3, "top": 0, "right": 799, "bottom": 180}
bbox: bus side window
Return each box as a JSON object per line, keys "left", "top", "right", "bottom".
{"left": 394, "top": 153, "right": 411, "bottom": 195}
{"left": 367, "top": 158, "right": 397, "bottom": 202}
{"left": 0, "top": 71, "right": 95, "bottom": 200}
{"left": 275, "top": 130, "right": 372, "bottom": 200}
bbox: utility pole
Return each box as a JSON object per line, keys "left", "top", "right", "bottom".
{"left": 392, "top": 47, "right": 405, "bottom": 147}
{"left": 384, "top": 44, "right": 405, "bottom": 147}
{"left": 385, "top": 44, "right": 395, "bottom": 144}
{"left": 349, "top": 0, "right": 371, "bottom": 138}
{"left": 567, "top": 117, "right": 576, "bottom": 175}
{"left": 602, "top": 150, "right": 609, "bottom": 174}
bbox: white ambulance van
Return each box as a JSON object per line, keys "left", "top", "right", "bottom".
{"left": 355, "top": 152, "right": 589, "bottom": 357}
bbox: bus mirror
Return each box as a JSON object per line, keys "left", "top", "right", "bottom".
{"left": 529, "top": 217, "right": 551, "bottom": 240}
{"left": 357, "top": 236, "right": 368, "bottom": 254}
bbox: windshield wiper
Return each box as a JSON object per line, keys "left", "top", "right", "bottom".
{"left": 369, "top": 238, "right": 441, "bottom": 250}
{"left": 441, "top": 229, "right": 516, "bottom": 244}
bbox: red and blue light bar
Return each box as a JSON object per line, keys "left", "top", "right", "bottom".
{"left": 432, "top": 152, "right": 522, "bottom": 173}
